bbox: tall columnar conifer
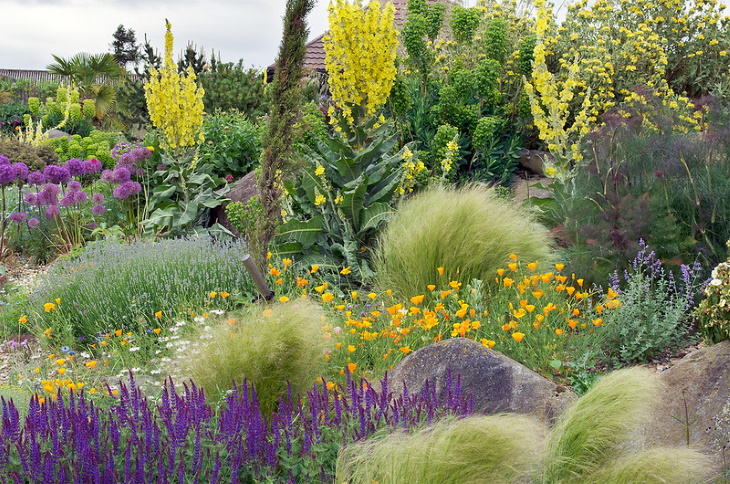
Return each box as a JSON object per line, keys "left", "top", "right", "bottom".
{"left": 259, "top": 0, "right": 315, "bottom": 268}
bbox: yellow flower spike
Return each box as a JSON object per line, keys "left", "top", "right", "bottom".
{"left": 340, "top": 267, "right": 352, "bottom": 275}
{"left": 279, "top": 296, "right": 290, "bottom": 303}
{"left": 18, "top": 315, "right": 27, "bottom": 324}
{"left": 437, "top": 267, "right": 444, "bottom": 275}
{"left": 43, "top": 303, "right": 56, "bottom": 312}
{"left": 220, "top": 291, "right": 230, "bottom": 298}
{"left": 512, "top": 332, "right": 525, "bottom": 342}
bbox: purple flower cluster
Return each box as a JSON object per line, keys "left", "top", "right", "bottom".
{"left": 0, "top": 371, "right": 473, "bottom": 482}
{"left": 0, "top": 155, "right": 30, "bottom": 186}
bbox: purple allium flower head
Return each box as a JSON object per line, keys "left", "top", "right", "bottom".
{"left": 0, "top": 164, "right": 16, "bottom": 185}
{"left": 24, "top": 192, "right": 38, "bottom": 206}
{"left": 83, "top": 158, "right": 102, "bottom": 174}
{"left": 92, "top": 192, "right": 104, "bottom": 204}
{"left": 156, "top": 163, "right": 166, "bottom": 172}
{"left": 44, "top": 165, "right": 71, "bottom": 184}
{"left": 60, "top": 194, "right": 75, "bottom": 207}
{"left": 73, "top": 191, "right": 88, "bottom": 203}
{"left": 9, "top": 212, "right": 27, "bottom": 223}
{"left": 112, "top": 166, "right": 131, "bottom": 183}
{"left": 67, "top": 180, "right": 82, "bottom": 192}
{"left": 92, "top": 204, "right": 105, "bottom": 216}
{"left": 113, "top": 180, "right": 141, "bottom": 199}
{"left": 0, "top": 155, "right": 9, "bottom": 165}
{"left": 27, "top": 171, "right": 46, "bottom": 185}
{"left": 65, "top": 158, "right": 85, "bottom": 176}
{"left": 45, "top": 205, "right": 60, "bottom": 219}
{"left": 27, "top": 217, "right": 40, "bottom": 228}
{"left": 39, "top": 183, "right": 60, "bottom": 205}
{"left": 12, "top": 162, "right": 28, "bottom": 181}
{"left": 130, "top": 147, "right": 153, "bottom": 164}
{"left": 101, "top": 169, "right": 114, "bottom": 182}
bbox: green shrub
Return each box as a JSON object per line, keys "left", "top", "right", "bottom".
{"left": 171, "top": 300, "right": 331, "bottom": 412}
{"left": 199, "top": 110, "right": 262, "bottom": 180}
{"left": 0, "top": 137, "right": 60, "bottom": 172}
{"left": 374, "top": 183, "right": 554, "bottom": 299}
{"left": 29, "top": 237, "right": 256, "bottom": 344}
{"left": 0, "top": 101, "right": 29, "bottom": 134}
{"left": 694, "top": 241, "right": 730, "bottom": 343}
{"left": 45, "top": 130, "right": 122, "bottom": 166}
{"left": 336, "top": 368, "right": 716, "bottom": 484}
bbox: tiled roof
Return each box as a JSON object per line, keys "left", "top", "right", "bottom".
{"left": 269, "top": 0, "right": 444, "bottom": 74}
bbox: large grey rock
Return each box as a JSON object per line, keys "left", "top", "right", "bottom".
{"left": 645, "top": 341, "right": 730, "bottom": 467}
{"left": 45, "top": 129, "right": 72, "bottom": 140}
{"left": 387, "top": 338, "right": 575, "bottom": 422}
{"left": 212, "top": 171, "right": 259, "bottom": 236}
{"left": 518, "top": 149, "right": 553, "bottom": 176}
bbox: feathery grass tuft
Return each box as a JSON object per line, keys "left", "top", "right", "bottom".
{"left": 336, "top": 414, "right": 544, "bottom": 484}
{"left": 542, "top": 366, "right": 662, "bottom": 482}
{"left": 173, "top": 300, "right": 331, "bottom": 413}
{"left": 374, "top": 183, "right": 554, "bottom": 299}
{"left": 589, "top": 447, "right": 715, "bottom": 484}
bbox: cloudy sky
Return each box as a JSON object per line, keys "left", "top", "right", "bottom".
{"left": 1, "top": 0, "right": 335, "bottom": 71}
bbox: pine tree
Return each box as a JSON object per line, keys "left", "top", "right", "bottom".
{"left": 110, "top": 25, "right": 139, "bottom": 69}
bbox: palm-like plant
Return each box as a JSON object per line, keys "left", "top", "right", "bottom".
{"left": 47, "top": 53, "right": 126, "bottom": 124}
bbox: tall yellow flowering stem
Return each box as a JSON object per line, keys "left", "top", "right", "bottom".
{"left": 524, "top": 0, "right": 591, "bottom": 179}
{"left": 324, "top": 0, "right": 398, "bottom": 124}
{"left": 144, "top": 19, "right": 205, "bottom": 153}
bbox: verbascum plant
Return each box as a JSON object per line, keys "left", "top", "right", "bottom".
{"left": 336, "top": 368, "right": 717, "bottom": 484}
{"left": 324, "top": 0, "right": 398, "bottom": 123}
{"left": 144, "top": 19, "right": 205, "bottom": 151}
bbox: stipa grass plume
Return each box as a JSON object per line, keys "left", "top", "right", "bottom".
{"left": 336, "top": 413, "right": 544, "bottom": 484}
{"left": 173, "top": 300, "right": 331, "bottom": 413}
{"left": 374, "top": 183, "right": 554, "bottom": 300}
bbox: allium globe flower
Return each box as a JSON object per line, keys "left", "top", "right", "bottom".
{"left": 65, "top": 158, "right": 85, "bottom": 176}
{"left": 24, "top": 192, "right": 38, "bottom": 206}
{"left": 113, "top": 180, "right": 141, "bottom": 199}
{"left": 67, "top": 180, "right": 82, "bottom": 192}
{"left": 0, "top": 155, "right": 9, "bottom": 165}
{"left": 8, "top": 212, "right": 27, "bottom": 223}
{"left": 44, "top": 165, "right": 71, "bottom": 184}
{"left": 45, "top": 205, "right": 60, "bottom": 219}
{"left": 83, "top": 158, "right": 102, "bottom": 174}
{"left": 112, "top": 166, "right": 131, "bottom": 183}
{"left": 39, "top": 183, "right": 60, "bottom": 205}
{"left": 27, "top": 217, "right": 40, "bottom": 228}
{"left": 27, "top": 171, "right": 46, "bottom": 185}
{"left": 0, "top": 164, "right": 16, "bottom": 185}
{"left": 91, "top": 204, "right": 105, "bottom": 216}
{"left": 73, "top": 191, "right": 88, "bottom": 203}
{"left": 60, "top": 194, "right": 75, "bottom": 207}
{"left": 100, "top": 169, "right": 114, "bottom": 182}
{"left": 92, "top": 192, "right": 105, "bottom": 204}
{"left": 12, "top": 162, "right": 28, "bottom": 181}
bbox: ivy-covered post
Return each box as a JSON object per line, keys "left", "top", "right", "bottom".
{"left": 258, "top": 0, "right": 315, "bottom": 269}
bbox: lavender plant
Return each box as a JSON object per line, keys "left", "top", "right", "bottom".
{"left": 0, "top": 371, "right": 473, "bottom": 482}
{"left": 600, "top": 240, "right": 704, "bottom": 368}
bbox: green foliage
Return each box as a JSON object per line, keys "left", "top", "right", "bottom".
{"left": 337, "top": 414, "right": 543, "bottom": 484}
{"left": 401, "top": 0, "right": 446, "bottom": 84}
{"left": 44, "top": 130, "right": 122, "bottom": 166}
{"left": 0, "top": 137, "right": 60, "bottom": 172}
{"left": 294, "top": 101, "right": 329, "bottom": 152}
{"left": 226, "top": 195, "right": 265, "bottom": 260}
{"left": 693, "top": 243, "right": 730, "bottom": 343}
{"left": 199, "top": 110, "right": 262, "bottom": 180}
{"left": 450, "top": 6, "right": 481, "bottom": 44}
{"left": 199, "top": 59, "right": 270, "bottom": 118}
{"left": 276, "top": 115, "right": 409, "bottom": 285}
{"left": 172, "top": 300, "right": 331, "bottom": 413}
{"left": 599, "top": 243, "right": 703, "bottom": 368}
{"left": 28, "top": 237, "right": 256, "bottom": 345}
{"left": 337, "top": 368, "right": 716, "bottom": 484}
{"left": 0, "top": 101, "right": 29, "bottom": 134}
{"left": 374, "top": 183, "right": 554, "bottom": 300}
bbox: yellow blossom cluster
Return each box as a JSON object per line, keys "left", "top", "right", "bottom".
{"left": 144, "top": 20, "right": 205, "bottom": 151}
{"left": 324, "top": 0, "right": 398, "bottom": 122}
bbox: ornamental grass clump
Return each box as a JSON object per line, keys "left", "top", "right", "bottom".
{"left": 374, "top": 183, "right": 554, "bottom": 300}
{"left": 170, "top": 300, "right": 330, "bottom": 413}
{"left": 336, "top": 367, "right": 716, "bottom": 484}
{"left": 29, "top": 237, "right": 255, "bottom": 348}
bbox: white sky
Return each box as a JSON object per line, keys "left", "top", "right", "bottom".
{"left": 0, "top": 0, "right": 334, "bottom": 71}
